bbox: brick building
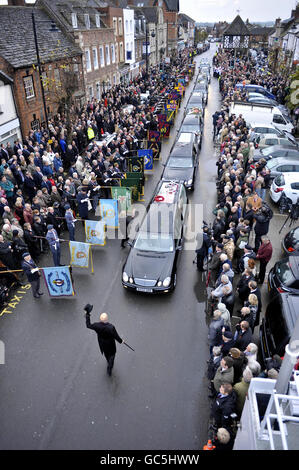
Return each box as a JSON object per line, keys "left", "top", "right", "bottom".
{"left": 0, "top": 5, "right": 83, "bottom": 138}
{"left": 151, "top": 0, "right": 179, "bottom": 56}
{"left": 38, "top": 0, "right": 119, "bottom": 100}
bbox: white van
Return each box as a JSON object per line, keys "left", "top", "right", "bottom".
{"left": 229, "top": 102, "right": 294, "bottom": 135}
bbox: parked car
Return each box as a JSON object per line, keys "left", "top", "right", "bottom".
{"left": 235, "top": 83, "right": 276, "bottom": 100}
{"left": 253, "top": 145, "right": 299, "bottom": 162}
{"left": 255, "top": 133, "right": 298, "bottom": 150}
{"left": 199, "top": 67, "right": 211, "bottom": 83}
{"left": 179, "top": 113, "right": 203, "bottom": 147}
{"left": 268, "top": 254, "right": 299, "bottom": 297}
{"left": 266, "top": 157, "right": 299, "bottom": 179}
{"left": 249, "top": 123, "right": 298, "bottom": 147}
{"left": 269, "top": 173, "right": 299, "bottom": 204}
{"left": 282, "top": 226, "right": 299, "bottom": 254}
{"left": 259, "top": 293, "right": 299, "bottom": 365}
{"left": 122, "top": 180, "right": 188, "bottom": 294}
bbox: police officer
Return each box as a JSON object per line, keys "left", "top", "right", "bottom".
{"left": 196, "top": 226, "right": 212, "bottom": 272}
{"left": 84, "top": 305, "right": 123, "bottom": 376}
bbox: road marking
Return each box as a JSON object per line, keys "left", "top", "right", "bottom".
{"left": 0, "top": 284, "right": 31, "bottom": 318}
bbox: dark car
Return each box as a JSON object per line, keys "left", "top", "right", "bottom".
{"left": 282, "top": 226, "right": 299, "bottom": 254}
{"left": 259, "top": 293, "right": 299, "bottom": 366}
{"left": 268, "top": 254, "right": 299, "bottom": 296}
{"left": 122, "top": 181, "right": 188, "bottom": 294}
{"left": 253, "top": 145, "right": 299, "bottom": 162}
{"left": 179, "top": 113, "right": 202, "bottom": 147}
{"left": 186, "top": 92, "right": 205, "bottom": 116}
{"left": 194, "top": 80, "right": 208, "bottom": 104}
{"left": 162, "top": 153, "right": 198, "bottom": 191}
{"left": 169, "top": 132, "right": 199, "bottom": 159}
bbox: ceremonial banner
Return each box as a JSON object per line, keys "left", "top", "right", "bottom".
{"left": 111, "top": 187, "right": 132, "bottom": 212}
{"left": 138, "top": 149, "right": 153, "bottom": 171}
{"left": 148, "top": 130, "right": 160, "bottom": 142}
{"left": 147, "top": 140, "right": 161, "bottom": 160}
{"left": 69, "top": 241, "right": 91, "bottom": 269}
{"left": 127, "top": 155, "right": 144, "bottom": 174}
{"left": 85, "top": 220, "right": 106, "bottom": 245}
{"left": 158, "top": 121, "right": 171, "bottom": 138}
{"left": 99, "top": 199, "right": 119, "bottom": 229}
{"left": 42, "top": 266, "right": 75, "bottom": 297}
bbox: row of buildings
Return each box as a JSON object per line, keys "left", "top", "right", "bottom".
{"left": 0, "top": 0, "right": 196, "bottom": 145}
{"left": 216, "top": 6, "right": 299, "bottom": 75}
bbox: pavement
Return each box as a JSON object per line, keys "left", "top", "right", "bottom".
{"left": 0, "top": 43, "right": 294, "bottom": 451}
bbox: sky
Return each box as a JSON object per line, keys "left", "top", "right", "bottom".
{"left": 0, "top": 0, "right": 297, "bottom": 23}
{"left": 179, "top": 0, "right": 298, "bottom": 23}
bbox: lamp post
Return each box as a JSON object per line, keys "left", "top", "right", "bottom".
{"left": 32, "top": 10, "right": 59, "bottom": 133}
{"left": 145, "top": 22, "right": 156, "bottom": 76}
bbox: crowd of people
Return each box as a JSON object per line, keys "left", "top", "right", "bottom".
{"left": 200, "top": 47, "right": 288, "bottom": 451}
{"left": 0, "top": 48, "right": 197, "bottom": 301}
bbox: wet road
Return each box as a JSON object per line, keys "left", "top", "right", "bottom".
{"left": 0, "top": 45, "right": 220, "bottom": 450}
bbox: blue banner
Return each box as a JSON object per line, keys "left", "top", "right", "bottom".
{"left": 99, "top": 199, "right": 119, "bottom": 229}
{"left": 85, "top": 220, "right": 106, "bottom": 245}
{"left": 69, "top": 241, "right": 90, "bottom": 268}
{"left": 138, "top": 149, "right": 153, "bottom": 171}
{"left": 42, "top": 266, "right": 74, "bottom": 297}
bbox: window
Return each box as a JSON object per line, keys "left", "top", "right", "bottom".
{"left": 113, "top": 17, "right": 117, "bottom": 35}
{"left": 291, "top": 183, "right": 299, "bottom": 190}
{"left": 88, "top": 86, "right": 93, "bottom": 101}
{"left": 92, "top": 47, "right": 98, "bottom": 69}
{"left": 73, "top": 63, "right": 79, "bottom": 73}
{"left": 23, "top": 76, "right": 35, "bottom": 99}
{"left": 279, "top": 165, "right": 293, "bottom": 172}
{"left": 111, "top": 44, "right": 115, "bottom": 63}
{"left": 105, "top": 45, "right": 110, "bottom": 65}
{"left": 41, "top": 72, "right": 49, "bottom": 92}
{"left": 119, "top": 42, "right": 124, "bottom": 62}
{"left": 125, "top": 20, "right": 128, "bottom": 32}
{"left": 118, "top": 18, "right": 123, "bottom": 35}
{"left": 72, "top": 12, "right": 78, "bottom": 29}
{"left": 115, "top": 43, "right": 119, "bottom": 63}
{"left": 113, "top": 74, "right": 116, "bottom": 85}
{"left": 99, "top": 46, "right": 105, "bottom": 67}
{"left": 130, "top": 20, "right": 133, "bottom": 32}
{"left": 273, "top": 114, "right": 285, "bottom": 124}
{"left": 84, "top": 14, "right": 90, "bottom": 29}
{"left": 85, "top": 49, "right": 91, "bottom": 72}
{"left": 95, "top": 14, "right": 101, "bottom": 28}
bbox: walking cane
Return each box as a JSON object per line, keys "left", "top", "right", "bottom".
{"left": 122, "top": 341, "right": 135, "bottom": 352}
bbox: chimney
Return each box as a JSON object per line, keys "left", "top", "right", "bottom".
{"left": 291, "top": 8, "right": 299, "bottom": 20}
{"left": 7, "top": 0, "right": 26, "bottom": 5}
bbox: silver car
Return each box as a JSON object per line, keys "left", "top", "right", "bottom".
{"left": 266, "top": 157, "right": 299, "bottom": 179}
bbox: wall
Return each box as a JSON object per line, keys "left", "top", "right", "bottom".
{"left": 123, "top": 8, "right": 135, "bottom": 65}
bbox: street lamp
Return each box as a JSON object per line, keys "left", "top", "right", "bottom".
{"left": 145, "top": 22, "right": 156, "bottom": 76}
{"left": 32, "top": 10, "right": 59, "bottom": 134}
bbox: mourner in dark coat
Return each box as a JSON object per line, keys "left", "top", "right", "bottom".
{"left": 85, "top": 306, "right": 123, "bottom": 376}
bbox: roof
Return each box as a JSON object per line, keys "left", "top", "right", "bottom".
{"left": 248, "top": 26, "right": 273, "bottom": 36}
{"left": 153, "top": 0, "right": 179, "bottom": 12}
{"left": 0, "top": 70, "right": 14, "bottom": 84}
{"left": 178, "top": 13, "right": 196, "bottom": 25}
{"left": 223, "top": 15, "right": 251, "bottom": 36}
{"left": 38, "top": 0, "right": 107, "bottom": 31}
{"left": 138, "top": 6, "right": 158, "bottom": 24}
{"left": 0, "top": 6, "right": 82, "bottom": 69}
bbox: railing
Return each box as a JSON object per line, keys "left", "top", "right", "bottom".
{"left": 234, "top": 373, "right": 299, "bottom": 450}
